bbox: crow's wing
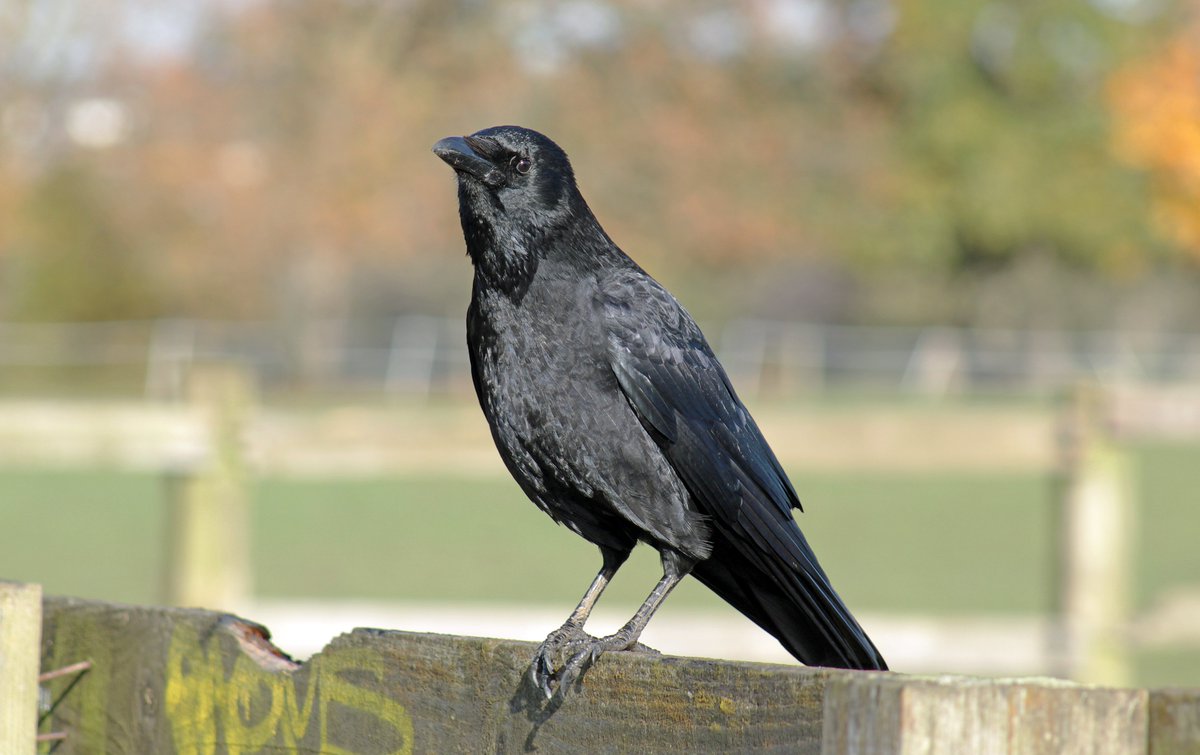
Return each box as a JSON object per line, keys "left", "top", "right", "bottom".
{"left": 601, "top": 268, "right": 885, "bottom": 669}
{"left": 601, "top": 268, "right": 802, "bottom": 523}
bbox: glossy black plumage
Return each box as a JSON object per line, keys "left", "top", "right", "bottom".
{"left": 433, "top": 126, "right": 886, "bottom": 692}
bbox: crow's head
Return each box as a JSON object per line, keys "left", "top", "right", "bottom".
{"left": 434, "top": 125, "right": 575, "bottom": 197}
{"left": 433, "top": 126, "right": 585, "bottom": 247}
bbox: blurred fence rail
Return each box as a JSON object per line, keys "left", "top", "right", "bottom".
{"left": 4, "top": 318, "right": 1200, "bottom": 398}
{"left": 0, "top": 397, "right": 1058, "bottom": 475}
{"left": 4, "top": 362, "right": 1200, "bottom": 682}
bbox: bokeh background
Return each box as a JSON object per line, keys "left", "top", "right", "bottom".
{"left": 2, "top": 0, "right": 1199, "bottom": 686}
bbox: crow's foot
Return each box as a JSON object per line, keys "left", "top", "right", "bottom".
{"left": 551, "top": 630, "right": 639, "bottom": 701}
{"left": 531, "top": 626, "right": 656, "bottom": 703}
{"left": 530, "top": 621, "right": 595, "bottom": 699}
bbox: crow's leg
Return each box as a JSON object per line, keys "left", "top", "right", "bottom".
{"left": 550, "top": 549, "right": 695, "bottom": 700}
{"left": 531, "top": 545, "right": 631, "bottom": 697}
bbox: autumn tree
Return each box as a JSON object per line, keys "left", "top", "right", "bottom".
{"left": 1109, "top": 23, "right": 1200, "bottom": 258}
{"left": 0, "top": 0, "right": 1191, "bottom": 329}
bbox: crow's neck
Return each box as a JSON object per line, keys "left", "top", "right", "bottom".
{"left": 462, "top": 194, "right": 620, "bottom": 301}
{"left": 459, "top": 212, "right": 537, "bottom": 304}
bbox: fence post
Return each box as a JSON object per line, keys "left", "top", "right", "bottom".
{"left": 0, "top": 581, "right": 42, "bottom": 754}
{"left": 164, "top": 365, "right": 253, "bottom": 611}
{"left": 821, "top": 673, "right": 1148, "bottom": 755}
{"left": 780, "top": 323, "right": 826, "bottom": 394}
{"left": 720, "top": 319, "right": 768, "bottom": 397}
{"left": 144, "top": 318, "right": 196, "bottom": 401}
{"left": 385, "top": 315, "right": 440, "bottom": 397}
{"left": 902, "top": 327, "right": 963, "bottom": 396}
{"left": 1054, "top": 382, "right": 1135, "bottom": 685}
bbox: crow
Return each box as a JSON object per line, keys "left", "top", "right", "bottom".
{"left": 433, "top": 126, "right": 886, "bottom": 698}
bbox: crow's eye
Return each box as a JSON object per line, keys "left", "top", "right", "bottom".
{"left": 511, "top": 156, "right": 532, "bottom": 175}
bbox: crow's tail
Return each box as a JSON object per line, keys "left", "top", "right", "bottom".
{"left": 691, "top": 533, "right": 887, "bottom": 671}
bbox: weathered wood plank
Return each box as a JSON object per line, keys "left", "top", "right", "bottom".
{"left": 1149, "top": 688, "right": 1200, "bottom": 755}
{"left": 822, "top": 673, "right": 1148, "bottom": 755}
{"left": 39, "top": 595, "right": 828, "bottom": 753}
{"left": 0, "top": 581, "right": 41, "bottom": 755}
{"left": 39, "top": 595, "right": 1196, "bottom": 754}
{"left": 354, "top": 630, "right": 830, "bottom": 753}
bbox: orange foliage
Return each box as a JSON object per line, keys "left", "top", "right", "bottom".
{"left": 1109, "top": 33, "right": 1200, "bottom": 256}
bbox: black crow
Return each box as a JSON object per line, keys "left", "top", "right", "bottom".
{"left": 433, "top": 126, "right": 886, "bottom": 698}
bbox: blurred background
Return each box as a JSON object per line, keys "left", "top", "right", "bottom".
{"left": 2, "top": 0, "right": 1199, "bottom": 686}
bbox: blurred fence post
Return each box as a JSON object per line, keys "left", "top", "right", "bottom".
{"left": 780, "top": 323, "right": 826, "bottom": 394}
{"left": 164, "top": 364, "right": 253, "bottom": 610}
{"left": 386, "top": 315, "right": 440, "bottom": 397}
{"left": 0, "top": 581, "right": 41, "bottom": 754}
{"left": 902, "top": 327, "right": 963, "bottom": 396}
{"left": 144, "top": 318, "right": 196, "bottom": 401}
{"left": 720, "top": 319, "right": 769, "bottom": 397}
{"left": 1053, "top": 382, "right": 1135, "bottom": 685}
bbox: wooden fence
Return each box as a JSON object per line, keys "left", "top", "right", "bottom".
{"left": 1, "top": 582, "right": 41, "bottom": 754}
{"left": 7, "top": 317, "right": 1200, "bottom": 397}
{"left": 5, "top": 593, "right": 1192, "bottom": 754}
{"left": 2, "top": 368, "right": 1200, "bottom": 685}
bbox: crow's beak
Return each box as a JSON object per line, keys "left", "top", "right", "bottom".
{"left": 433, "top": 136, "right": 505, "bottom": 187}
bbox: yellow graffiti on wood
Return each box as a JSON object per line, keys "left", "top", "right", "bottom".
{"left": 165, "top": 624, "right": 414, "bottom": 755}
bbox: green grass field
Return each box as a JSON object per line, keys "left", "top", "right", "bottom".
{"left": 0, "top": 466, "right": 1056, "bottom": 611}
{"left": 2, "top": 440, "right": 1197, "bottom": 685}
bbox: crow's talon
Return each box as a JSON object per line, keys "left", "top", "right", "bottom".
{"left": 530, "top": 621, "right": 596, "bottom": 699}
{"left": 543, "top": 631, "right": 636, "bottom": 702}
